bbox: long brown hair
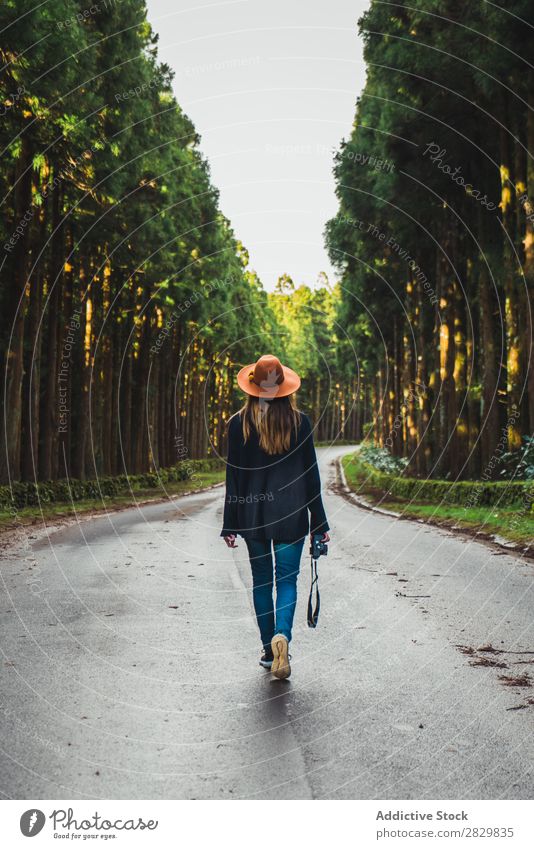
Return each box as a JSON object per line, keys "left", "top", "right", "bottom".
{"left": 237, "top": 395, "right": 301, "bottom": 455}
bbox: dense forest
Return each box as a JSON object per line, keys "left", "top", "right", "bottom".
{"left": 1, "top": 1, "right": 532, "bottom": 487}
{"left": 0, "top": 0, "right": 349, "bottom": 485}
{"left": 268, "top": 274, "right": 359, "bottom": 444}
{"left": 326, "top": 0, "right": 533, "bottom": 479}
{"left": 1, "top": 0, "right": 270, "bottom": 482}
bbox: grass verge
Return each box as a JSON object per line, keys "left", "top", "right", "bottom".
{"left": 342, "top": 453, "right": 534, "bottom": 552}
{"left": 0, "top": 470, "right": 224, "bottom": 533}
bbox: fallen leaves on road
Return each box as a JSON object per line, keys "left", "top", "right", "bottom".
{"left": 462, "top": 653, "right": 534, "bottom": 713}
{"left": 498, "top": 674, "right": 532, "bottom": 688}
{"left": 458, "top": 643, "right": 534, "bottom": 657}
{"left": 509, "top": 698, "right": 534, "bottom": 712}
{"left": 469, "top": 656, "right": 508, "bottom": 669}
{"left": 396, "top": 591, "right": 431, "bottom": 598}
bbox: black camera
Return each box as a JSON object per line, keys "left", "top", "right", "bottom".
{"left": 310, "top": 533, "right": 328, "bottom": 560}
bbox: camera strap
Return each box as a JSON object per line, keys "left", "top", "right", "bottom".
{"left": 307, "top": 555, "right": 320, "bottom": 628}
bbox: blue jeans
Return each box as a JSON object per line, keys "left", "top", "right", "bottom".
{"left": 245, "top": 538, "right": 305, "bottom": 648}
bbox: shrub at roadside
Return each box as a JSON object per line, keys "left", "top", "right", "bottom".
{"left": 343, "top": 454, "right": 534, "bottom": 510}
{"left": 358, "top": 444, "right": 408, "bottom": 474}
{"left": 496, "top": 436, "right": 534, "bottom": 481}
{"left": 0, "top": 459, "right": 224, "bottom": 510}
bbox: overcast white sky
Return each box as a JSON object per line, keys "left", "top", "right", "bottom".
{"left": 144, "top": 0, "right": 369, "bottom": 291}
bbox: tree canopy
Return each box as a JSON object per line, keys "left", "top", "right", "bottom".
{"left": 325, "top": 0, "right": 534, "bottom": 478}
{"left": 0, "top": 0, "right": 278, "bottom": 481}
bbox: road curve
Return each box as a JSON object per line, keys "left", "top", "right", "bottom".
{"left": 1, "top": 444, "right": 533, "bottom": 799}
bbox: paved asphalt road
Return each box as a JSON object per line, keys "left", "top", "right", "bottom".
{"left": 1, "top": 444, "right": 533, "bottom": 800}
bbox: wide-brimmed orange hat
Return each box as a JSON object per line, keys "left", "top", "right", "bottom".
{"left": 236, "top": 354, "right": 301, "bottom": 399}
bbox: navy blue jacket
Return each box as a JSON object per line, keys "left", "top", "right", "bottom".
{"left": 220, "top": 411, "right": 330, "bottom": 542}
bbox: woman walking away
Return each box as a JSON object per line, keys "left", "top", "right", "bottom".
{"left": 221, "top": 354, "right": 330, "bottom": 679}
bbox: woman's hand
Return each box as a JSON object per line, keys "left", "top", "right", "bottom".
{"left": 311, "top": 531, "right": 330, "bottom": 543}
{"left": 224, "top": 534, "right": 238, "bottom": 548}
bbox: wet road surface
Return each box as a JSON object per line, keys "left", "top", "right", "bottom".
{"left": 1, "top": 445, "right": 533, "bottom": 799}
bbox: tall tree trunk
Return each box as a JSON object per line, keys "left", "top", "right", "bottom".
{"left": 416, "top": 284, "right": 431, "bottom": 477}
{"left": 109, "top": 310, "right": 122, "bottom": 476}
{"left": 454, "top": 257, "right": 469, "bottom": 478}
{"left": 479, "top": 256, "right": 501, "bottom": 475}
{"left": 437, "top": 233, "right": 459, "bottom": 478}
{"left": 21, "top": 191, "right": 46, "bottom": 481}
{"left": 72, "top": 264, "right": 91, "bottom": 480}
{"left": 132, "top": 291, "right": 151, "bottom": 473}
{"left": 57, "top": 228, "right": 75, "bottom": 479}
{"left": 101, "top": 259, "right": 113, "bottom": 476}
{"left": 0, "top": 137, "right": 33, "bottom": 483}
{"left": 40, "top": 183, "right": 64, "bottom": 480}
{"left": 500, "top": 102, "right": 522, "bottom": 449}
{"left": 524, "top": 75, "right": 534, "bottom": 435}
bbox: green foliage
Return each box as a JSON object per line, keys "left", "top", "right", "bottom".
{"left": 343, "top": 454, "right": 533, "bottom": 510}
{"left": 267, "top": 276, "right": 352, "bottom": 426}
{"left": 358, "top": 444, "right": 408, "bottom": 474}
{"left": 0, "top": 459, "right": 224, "bottom": 509}
{"left": 497, "top": 437, "right": 534, "bottom": 481}
{"left": 325, "top": 0, "right": 534, "bottom": 480}
{"left": 0, "top": 0, "right": 279, "bottom": 481}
